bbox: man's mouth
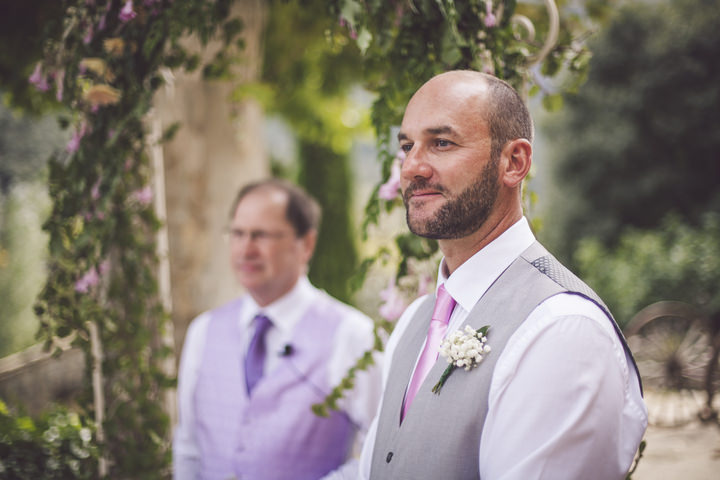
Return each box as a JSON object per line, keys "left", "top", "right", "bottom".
{"left": 409, "top": 190, "right": 442, "bottom": 198}
{"left": 403, "top": 182, "right": 446, "bottom": 204}
{"left": 237, "top": 262, "right": 262, "bottom": 273}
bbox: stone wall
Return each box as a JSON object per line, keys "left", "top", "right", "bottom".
{"left": 0, "top": 341, "right": 83, "bottom": 415}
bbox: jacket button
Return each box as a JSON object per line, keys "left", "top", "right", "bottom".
{"left": 386, "top": 451, "right": 393, "bottom": 463}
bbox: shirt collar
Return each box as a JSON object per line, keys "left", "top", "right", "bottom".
{"left": 240, "top": 276, "right": 314, "bottom": 334}
{"left": 437, "top": 217, "right": 536, "bottom": 313}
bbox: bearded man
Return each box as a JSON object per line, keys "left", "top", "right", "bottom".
{"left": 356, "top": 71, "right": 647, "bottom": 480}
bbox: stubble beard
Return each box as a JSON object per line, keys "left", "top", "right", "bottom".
{"left": 403, "top": 158, "right": 500, "bottom": 240}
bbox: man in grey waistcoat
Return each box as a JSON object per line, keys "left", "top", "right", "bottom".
{"left": 355, "top": 71, "right": 647, "bottom": 479}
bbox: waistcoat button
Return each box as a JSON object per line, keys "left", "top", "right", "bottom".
{"left": 386, "top": 451, "right": 393, "bottom": 463}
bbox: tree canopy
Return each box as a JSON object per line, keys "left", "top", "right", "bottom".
{"left": 543, "top": 0, "right": 720, "bottom": 260}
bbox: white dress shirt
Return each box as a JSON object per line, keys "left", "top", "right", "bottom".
{"left": 173, "top": 276, "right": 383, "bottom": 479}
{"left": 354, "top": 217, "right": 647, "bottom": 480}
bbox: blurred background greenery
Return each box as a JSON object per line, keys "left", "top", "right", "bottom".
{"left": 0, "top": 0, "right": 719, "bottom": 475}
{"left": 0, "top": 0, "right": 718, "bottom": 351}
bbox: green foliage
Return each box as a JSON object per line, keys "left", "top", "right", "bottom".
{"left": 575, "top": 213, "right": 720, "bottom": 327}
{"left": 544, "top": 0, "right": 720, "bottom": 260}
{"left": 625, "top": 440, "right": 646, "bottom": 480}
{"left": 312, "top": 348, "right": 379, "bottom": 418}
{"left": 300, "top": 0, "right": 600, "bottom": 415}
{"left": 25, "top": 0, "right": 242, "bottom": 476}
{"left": 0, "top": 399, "right": 99, "bottom": 479}
{"left": 0, "top": 1, "right": 65, "bottom": 114}
{"left": 319, "top": 0, "right": 598, "bottom": 272}
{"left": 298, "top": 141, "right": 358, "bottom": 303}
{"left": 395, "top": 232, "right": 439, "bottom": 279}
{"left": 258, "top": 0, "right": 369, "bottom": 303}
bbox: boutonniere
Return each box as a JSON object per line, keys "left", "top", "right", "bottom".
{"left": 432, "top": 325, "right": 491, "bottom": 394}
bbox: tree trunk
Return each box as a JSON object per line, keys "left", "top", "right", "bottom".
{"left": 154, "top": 0, "right": 268, "bottom": 356}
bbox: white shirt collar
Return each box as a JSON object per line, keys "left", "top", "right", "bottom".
{"left": 240, "top": 276, "right": 315, "bottom": 334}
{"left": 437, "top": 217, "right": 536, "bottom": 313}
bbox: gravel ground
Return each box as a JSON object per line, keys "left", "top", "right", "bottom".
{"left": 632, "top": 389, "right": 720, "bottom": 480}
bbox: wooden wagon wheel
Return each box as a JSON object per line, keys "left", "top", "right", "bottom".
{"left": 624, "top": 301, "right": 714, "bottom": 426}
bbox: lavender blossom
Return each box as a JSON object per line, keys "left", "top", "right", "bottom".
{"left": 28, "top": 63, "right": 50, "bottom": 92}
{"left": 119, "top": 1, "right": 137, "bottom": 22}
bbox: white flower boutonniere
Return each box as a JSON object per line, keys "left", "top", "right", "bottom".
{"left": 432, "top": 325, "right": 491, "bottom": 394}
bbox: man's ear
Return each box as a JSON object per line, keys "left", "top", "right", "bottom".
{"left": 501, "top": 139, "right": 532, "bottom": 188}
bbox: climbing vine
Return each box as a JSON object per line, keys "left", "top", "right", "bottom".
{"left": 29, "top": 1, "right": 242, "bottom": 477}
{"left": 312, "top": 0, "right": 595, "bottom": 415}
{"left": 19, "top": 0, "right": 599, "bottom": 472}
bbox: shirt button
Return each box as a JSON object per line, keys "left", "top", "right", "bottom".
{"left": 386, "top": 451, "right": 393, "bottom": 463}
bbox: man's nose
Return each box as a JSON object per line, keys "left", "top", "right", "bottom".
{"left": 401, "top": 146, "right": 433, "bottom": 181}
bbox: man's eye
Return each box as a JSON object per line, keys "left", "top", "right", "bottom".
{"left": 435, "top": 139, "right": 452, "bottom": 147}
{"left": 400, "top": 144, "right": 413, "bottom": 153}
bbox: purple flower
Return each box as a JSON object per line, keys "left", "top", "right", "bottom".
{"left": 66, "top": 130, "right": 83, "bottom": 153}
{"left": 99, "top": 259, "right": 110, "bottom": 275}
{"left": 378, "top": 153, "right": 404, "bottom": 200}
{"left": 98, "top": 9, "right": 108, "bottom": 31}
{"left": 75, "top": 267, "right": 100, "bottom": 293}
{"left": 28, "top": 62, "right": 50, "bottom": 92}
{"left": 132, "top": 185, "right": 153, "bottom": 206}
{"left": 119, "top": 1, "right": 137, "bottom": 22}
{"left": 83, "top": 24, "right": 94, "bottom": 44}
{"left": 379, "top": 280, "right": 408, "bottom": 321}
{"left": 394, "top": 3, "right": 405, "bottom": 27}
{"left": 339, "top": 15, "right": 358, "bottom": 39}
{"left": 484, "top": 1, "right": 497, "bottom": 28}
{"left": 91, "top": 178, "right": 101, "bottom": 200}
{"left": 66, "top": 122, "right": 88, "bottom": 154}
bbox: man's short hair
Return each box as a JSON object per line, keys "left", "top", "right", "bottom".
{"left": 230, "top": 179, "right": 321, "bottom": 237}
{"left": 479, "top": 73, "right": 534, "bottom": 162}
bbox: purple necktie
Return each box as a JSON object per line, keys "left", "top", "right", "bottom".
{"left": 402, "top": 284, "right": 456, "bottom": 421}
{"left": 245, "top": 314, "right": 273, "bottom": 394}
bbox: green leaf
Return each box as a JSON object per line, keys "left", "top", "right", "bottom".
{"left": 541, "top": 93, "right": 564, "bottom": 112}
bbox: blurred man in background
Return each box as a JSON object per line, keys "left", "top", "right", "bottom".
{"left": 174, "top": 179, "right": 381, "bottom": 480}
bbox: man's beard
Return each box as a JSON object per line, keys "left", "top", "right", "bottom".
{"left": 403, "top": 158, "right": 499, "bottom": 240}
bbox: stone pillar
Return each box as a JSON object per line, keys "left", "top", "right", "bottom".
{"left": 154, "top": 0, "right": 268, "bottom": 354}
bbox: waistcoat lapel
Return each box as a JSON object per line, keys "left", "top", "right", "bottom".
{"left": 381, "top": 295, "right": 436, "bottom": 429}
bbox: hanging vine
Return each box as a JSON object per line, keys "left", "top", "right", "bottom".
{"left": 311, "top": 0, "right": 595, "bottom": 415}
{"left": 21, "top": 0, "right": 598, "bottom": 471}
{"left": 29, "top": 1, "right": 243, "bottom": 477}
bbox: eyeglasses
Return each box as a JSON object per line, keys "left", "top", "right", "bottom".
{"left": 226, "top": 228, "right": 291, "bottom": 244}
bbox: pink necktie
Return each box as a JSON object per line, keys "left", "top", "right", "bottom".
{"left": 402, "top": 284, "right": 456, "bottom": 421}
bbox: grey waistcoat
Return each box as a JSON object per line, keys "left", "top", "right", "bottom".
{"left": 369, "top": 242, "right": 640, "bottom": 480}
